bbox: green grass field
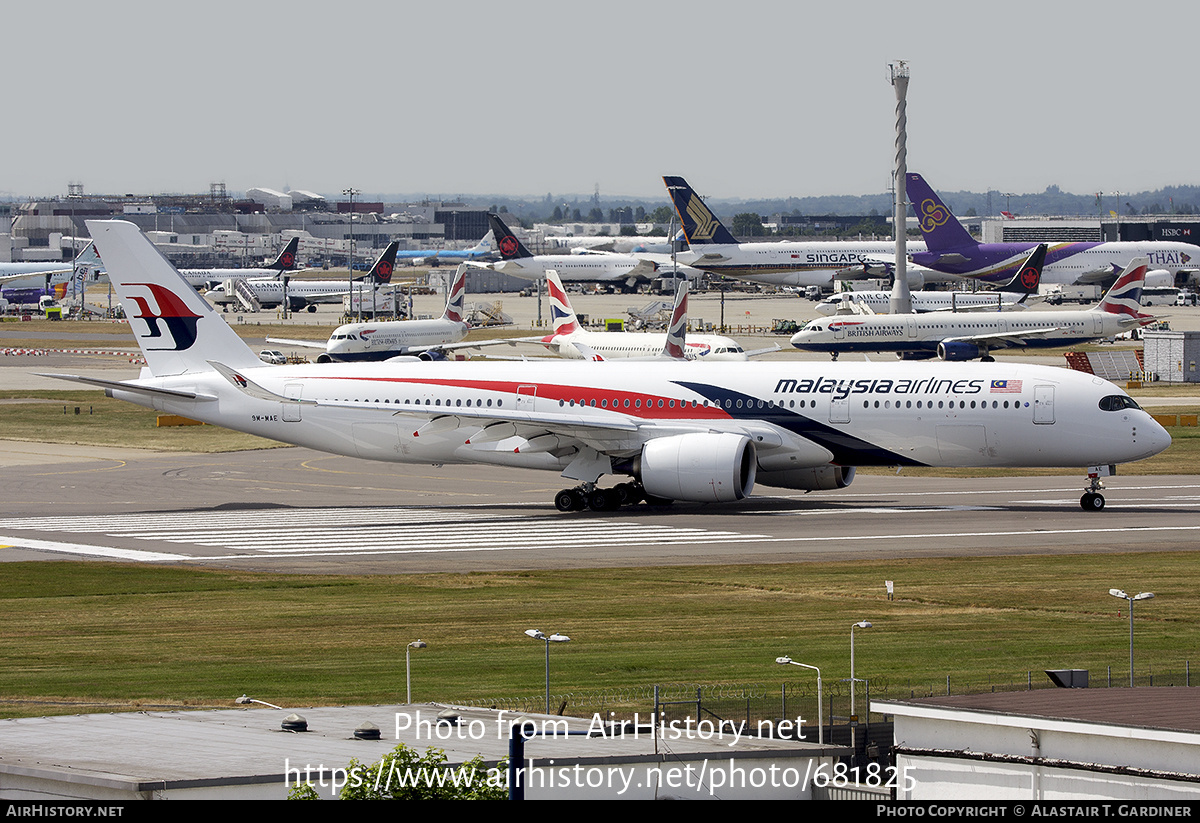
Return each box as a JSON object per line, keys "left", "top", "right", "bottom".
{"left": 0, "top": 554, "right": 1194, "bottom": 719}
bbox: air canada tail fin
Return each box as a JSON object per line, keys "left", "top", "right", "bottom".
{"left": 1002, "top": 243, "right": 1046, "bottom": 295}
{"left": 488, "top": 213, "right": 533, "bottom": 260}
{"left": 267, "top": 236, "right": 301, "bottom": 271}
{"left": 360, "top": 241, "right": 399, "bottom": 284}
{"left": 1094, "top": 257, "right": 1149, "bottom": 318}
{"left": 662, "top": 176, "right": 739, "bottom": 245}
{"left": 442, "top": 263, "right": 469, "bottom": 324}
{"left": 662, "top": 281, "right": 689, "bottom": 360}
{"left": 544, "top": 270, "right": 580, "bottom": 336}
{"left": 86, "top": 220, "right": 261, "bottom": 376}
{"left": 906, "top": 173, "right": 978, "bottom": 251}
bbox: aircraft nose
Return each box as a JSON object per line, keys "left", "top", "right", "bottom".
{"left": 1145, "top": 416, "right": 1172, "bottom": 458}
{"left": 790, "top": 331, "right": 805, "bottom": 347}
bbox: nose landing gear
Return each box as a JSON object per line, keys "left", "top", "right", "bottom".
{"left": 1080, "top": 465, "right": 1114, "bottom": 511}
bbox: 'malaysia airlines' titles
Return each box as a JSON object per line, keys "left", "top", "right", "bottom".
{"left": 774, "top": 376, "right": 987, "bottom": 402}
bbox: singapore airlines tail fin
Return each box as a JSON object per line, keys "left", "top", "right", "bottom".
{"left": 906, "top": 172, "right": 979, "bottom": 252}
{"left": 1094, "top": 257, "right": 1149, "bottom": 319}
{"left": 488, "top": 213, "right": 534, "bottom": 260}
{"left": 266, "top": 236, "right": 301, "bottom": 272}
{"left": 662, "top": 281, "right": 689, "bottom": 360}
{"left": 662, "top": 176, "right": 740, "bottom": 246}
{"left": 545, "top": 270, "right": 581, "bottom": 336}
{"left": 85, "top": 220, "right": 261, "bottom": 376}
{"left": 442, "top": 263, "right": 469, "bottom": 324}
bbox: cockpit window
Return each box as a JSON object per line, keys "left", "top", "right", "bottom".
{"left": 1099, "top": 395, "right": 1141, "bottom": 412}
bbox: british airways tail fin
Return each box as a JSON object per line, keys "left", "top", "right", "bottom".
{"left": 906, "top": 173, "right": 978, "bottom": 251}
{"left": 488, "top": 213, "right": 533, "bottom": 260}
{"left": 544, "top": 270, "right": 580, "bottom": 336}
{"left": 266, "top": 236, "right": 300, "bottom": 271}
{"left": 662, "top": 281, "right": 689, "bottom": 360}
{"left": 86, "top": 220, "right": 261, "bottom": 376}
{"left": 360, "top": 241, "right": 399, "bottom": 285}
{"left": 662, "top": 177, "right": 739, "bottom": 246}
{"left": 442, "top": 263, "right": 469, "bottom": 324}
{"left": 1095, "top": 257, "right": 1149, "bottom": 318}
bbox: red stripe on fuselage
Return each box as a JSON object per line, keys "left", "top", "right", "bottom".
{"left": 304, "top": 375, "right": 732, "bottom": 421}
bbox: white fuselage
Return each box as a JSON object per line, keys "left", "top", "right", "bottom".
{"left": 111, "top": 360, "right": 1168, "bottom": 480}
{"left": 493, "top": 252, "right": 648, "bottom": 284}
{"left": 685, "top": 240, "right": 936, "bottom": 287}
{"left": 815, "top": 290, "right": 1029, "bottom": 315}
{"left": 539, "top": 329, "right": 749, "bottom": 361}
{"left": 792, "top": 308, "right": 1136, "bottom": 357}
{"left": 205, "top": 278, "right": 374, "bottom": 306}
{"left": 322, "top": 318, "right": 469, "bottom": 362}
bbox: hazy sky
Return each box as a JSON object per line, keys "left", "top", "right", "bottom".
{"left": 6, "top": 0, "right": 1196, "bottom": 202}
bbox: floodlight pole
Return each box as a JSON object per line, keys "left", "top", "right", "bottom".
{"left": 1109, "top": 589, "right": 1154, "bottom": 687}
{"left": 775, "top": 657, "right": 823, "bottom": 744}
{"left": 406, "top": 640, "right": 426, "bottom": 704}
{"left": 525, "top": 629, "right": 570, "bottom": 714}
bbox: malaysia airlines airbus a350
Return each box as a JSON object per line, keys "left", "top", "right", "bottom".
{"left": 47, "top": 221, "right": 1170, "bottom": 512}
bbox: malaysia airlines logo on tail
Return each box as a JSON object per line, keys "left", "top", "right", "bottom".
{"left": 123, "top": 282, "right": 203, "bottom": 351}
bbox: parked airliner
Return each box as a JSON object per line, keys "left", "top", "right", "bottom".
{"left": 515, "top": 271, "right": 753, "bottom": 361}
{"left": 792, "top": 256, "right": 1152, "bottom": 362}
{"left": 488, "top": 214, "right": 657, "bottom": 290}
{"left": 269, "top": 263, "right": 475, "bottom": 363}
{"left": 178, "top": 237, "right": 301, "bottom": 289}
{"left": 662, "top": 176, "right": 949, "bottom": 289}
{"left": 907, "top": 173, "right": 1199, "bottom": 288}
{"left": 48, "top": 221, "right": 1170, "bottom": 513}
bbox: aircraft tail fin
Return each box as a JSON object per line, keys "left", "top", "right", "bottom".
{"left": 662, "top": 281, "right": 689, "bottom": 360}
{"left": 662, "top": 176, "right": 739, "bottom": 245}
{"left": 1095, "top": 257, "right": 1149, "bottom": 318}
{"left": 360, "top": 241, "right": 399, "bottom": 284}
{"left": 488, "top": 214, "right": 533, "bottom": 260}
{"left": 267, "top": 236, "right": 300, "bottom": 271}
{"left": 442, "top": 263, "right": 469, "bottom": 324}
{"left": 470, "top": 230, "right": 495, "bottom": 255}
{"left": 545, "top": 270, "right": 580, "bottom": 336}
{"left": 86, "top": 220, "right": 261, "bottom": 376}
{"left": 1002, "top": 243, "right": 1046, "bottom": 295}
{"left": 906, "top": 173, "right": 978, "bottom": 251}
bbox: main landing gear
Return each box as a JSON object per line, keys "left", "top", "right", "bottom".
{"left": 553, "top": 481, "right": 669, "bottom": 512}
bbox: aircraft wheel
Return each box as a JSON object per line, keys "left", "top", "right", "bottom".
{"left": 307, "top": 304, "right": 317, "bottom": 313}
{"left": 588, "top": 488, "right": 620, "bottom": 512}
{"left": 555, "top": 490, "right": 579, "bottom": 512}
{"left": 615, "top": 483, "right": 641, "bottom": 506}
{"left": 981, "top": 355, "right": 995, "bottom": 362}
{"left": 1080, "top": 492, "right": 1106, "bottom": 511}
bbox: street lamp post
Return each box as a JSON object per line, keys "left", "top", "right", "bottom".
{"left": 850, "top": 620, "right": 872, "bottom": 763}
{"left": 525, "top": 629, "right": 570, "bottom": 714}
{"left": 1109, "top": 589, "right": 1154, "bottom": 687}
{"left": 406, "top": 640, "right": 427, "bottom": 704}
{"left": 343, "top": 187, "right": 359, "bottom": 319}
{"left": 775, "top": 657, "right": 823, "bottom": 744}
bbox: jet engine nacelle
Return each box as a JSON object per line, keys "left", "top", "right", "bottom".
{"left": 938, "top": 341, "right": 982, "bottom": 361}
{"left": 286, "top": 295, "right": 309, "bottom": 312}
{"left": 418, "top": 350, "right": 449, "bottom": 361}
{"left": 1145, "top": 269, "right": 1174, "bottom": 289}
{"left": 756, "top": 465, "right": 855, "bottom": 491}
{"left": 639, "top": 432, "right": 756, "bottom": 503}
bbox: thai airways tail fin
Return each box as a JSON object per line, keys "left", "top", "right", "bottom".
{"left": 359, "top": 241, "right": 399, "bottom": 284}
{"left": 488, "top": 213, "right": 533, "bottom": 260}
{"left": 266, "top": 236, "right": 301, "bottom": 271}
{"left": 1002, "top": 243, "right": 1046, "bottom": 296}
{"left": 442, "top": 263, "right": 469, "bottom": 324}
{"left": 906, "top": 173, "right": 979, "bottom": 251}
{"left": 544, "top": 270, "right": 580, "bottom": 336}
{"left": 662, "top": 281, "right": 689, "bottom": 360}
{"left": 662, "top": 176, "right": 739, "bottom": 245}
{"left": 1094, "top": 257, "right": 1149, "bottom": 318}
{"left": 85, "top": 220, "right": 261, "bottom": 376}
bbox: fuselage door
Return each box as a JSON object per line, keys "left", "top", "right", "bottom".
{"left": 829, "top": 395, "right": 850, "bottom": 424}
{"left": 283, "top": 383, "right": 303, "bottom": 422}
{"left": 517, "top": 385, "right": 537, "bottom": 412}
{"left": 1033, "top": 385, "right": 1055, "bottom": 425}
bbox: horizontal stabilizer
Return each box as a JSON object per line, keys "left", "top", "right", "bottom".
{"left": 37, "top": 373, "right": 217, "bottom": 401}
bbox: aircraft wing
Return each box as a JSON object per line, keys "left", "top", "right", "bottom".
{"left": 941, "top": 327, "right": 1061, "bottom": 349}
{"left": 1075, "top": 265, "right": 1121, "bottom": 285}
{"left": 265, "top": 337, "right": 328, "bottom": 350}
{"left": 37, "top": 373, "right": 219, "bottom": 401}
{"left": 1, "top": 268, "right": 73, "bottom": 285}
{"left": 743, "top": 344, "right": 783, "bottom": 358}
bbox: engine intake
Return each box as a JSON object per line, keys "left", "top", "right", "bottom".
{"left": 639, "top": 433, "right": 756, "bottom": 503}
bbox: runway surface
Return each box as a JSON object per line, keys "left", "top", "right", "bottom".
{"left": 1, "top": 445, "right": 1196, "bottom": 574}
